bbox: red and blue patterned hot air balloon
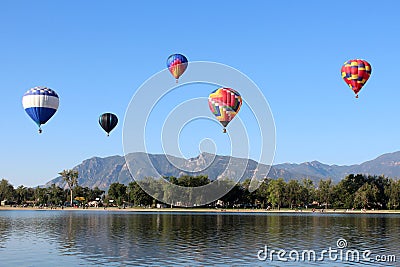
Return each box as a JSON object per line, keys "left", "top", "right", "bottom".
{"left": 166, "top": 54, "right": 188, "bottom": 83}
{"left": 22, "top": 86, "right": 59, "bottom": 133}
{"left": 208, "top": 87, "right": 242, "bottom": 133}
{"left": 341, "top": 59, "right": 372, "bottom": 98}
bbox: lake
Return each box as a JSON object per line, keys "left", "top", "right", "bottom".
{"left": 0, "top": 210, "right": 398, "bottom": 266}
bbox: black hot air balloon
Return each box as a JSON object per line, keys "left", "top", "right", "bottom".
{"left": 99, "top": 113, "right": 118, "bottom": 136}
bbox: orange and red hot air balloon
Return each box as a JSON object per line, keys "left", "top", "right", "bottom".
{"left": 341, "top": 59, "right": 372, "bottom": 98}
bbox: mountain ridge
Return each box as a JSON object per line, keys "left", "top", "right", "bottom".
{"left": 45, "top": 151, "right": 400, "bottom": 190}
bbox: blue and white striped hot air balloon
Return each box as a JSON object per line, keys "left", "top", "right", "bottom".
{"left": 22, "top": 86, "right": 59, "bottom": 133}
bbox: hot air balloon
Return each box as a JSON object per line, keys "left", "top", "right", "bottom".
{"left": 341, "top": 59, "right": 372, "bottom": 98}
{"left": 208, "top": 87, "right": 242, "bottom": 133}
{"left": 99, "top": 113, "right": 118, "bottom": 136}
{"left": 166, "top": 54, "right": 188, "bottom": 83}
{"left": 22, "top": 86, "right": 59, "bottom": 133}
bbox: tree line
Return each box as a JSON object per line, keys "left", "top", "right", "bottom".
{"left": 0, "top": 179, "right": 105, "bottom": 207}
{"left": 1, "top": 173, "right": 400, "bottom": 210}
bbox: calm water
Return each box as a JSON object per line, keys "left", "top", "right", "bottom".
{"left": 0, "top": 210, "right": 399, "bottom": 266}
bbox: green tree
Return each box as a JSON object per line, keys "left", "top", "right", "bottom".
{"left": 25, "top": 187, "right": 36, "bottom": 203}
{"left": 73, "top": 185, "right": 90, "bottom": 204}
{"left": 267, "top": 178, "right": 286, "bottom": 210}
{"left": 48, "top": 184, "right": 64, "bottom": 205}
{"left": 87, "top": 187, "right": 105, "bottom": 202}
{"left": 128, "top": 182, "right": 153, "bottom": 207}
{"left": 287, "top": 180, "right": 301, "bottom": 209}
{"left": 316, "top": 179, "right": 334, "bottom": 209}
{"left": 176, "top": 175, "right": 210, "bottom": 187}
{"left": 220, "top": 181, "right": 246, "bottom": 208}
{"left": 108, "top": 182, "right": 127, "bottom": 206}
{"left": 354, "top": 183, "right": 379, "bottom": 209}
{"left": 252, "top": 178, "right": 270, "bottom": 209}
{"left": 301, "top": 178, "right": 315, "bottom": 208}
{"left": 164, "top": 176, "right": 178, "bottom": 185}
{"left": 367, "top": 175, "right": 390, "bottom": 209}
{"left": 34, "top": 187, "right": 48, "bottom": 205}
{"left": 385, "top": 179, "right": 400, "bottom": 210}
{"left": 15, "top": 185, "right": 28, "bottom": 204}
{"left": 59, "top": 170, "right": 79, "bottom": 206}
{"left": 335, "top": 174, "right": 366, "bottom": 208}
{"left": 0, "top": 179, "right": 15, "bottom": 202}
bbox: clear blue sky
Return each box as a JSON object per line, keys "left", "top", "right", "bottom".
{"left": 1, "top": 1, "right": 399, "bottom": 187}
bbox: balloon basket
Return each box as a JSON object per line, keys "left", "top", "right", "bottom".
{"left": 223, "top": 128, "right": 227, "bottom": 133}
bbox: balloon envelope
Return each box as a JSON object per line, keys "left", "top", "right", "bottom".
{"left": 99, "top": 113, "right": 118, "bottom": 136}
{"left": 166, "top": 54, "right": 188, "bottom": 81}
{"left": 341, "top": 59, "right": 372, "bottom": 97}
{"left": 208, "top": 88, "right": 242, "bottom": 132}
{"left": 22, "top": 86, "right": 59, "bottom": 132}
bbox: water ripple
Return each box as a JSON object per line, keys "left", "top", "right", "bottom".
{"left": 0, "top": 211, "right": 399, "bottom": 266}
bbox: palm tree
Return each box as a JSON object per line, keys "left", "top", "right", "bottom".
{"left": 59, "top": 170, "right": 79, "bottom": 206}
{"left": 15, "top": 185, "right": 27, "bottom": 204}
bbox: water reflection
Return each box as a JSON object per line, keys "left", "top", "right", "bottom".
{"left": 0, "top": 216, "right": 11, "bottom": 248}
{"left": 0, "top": 211, "right": 399, "bottom": 266}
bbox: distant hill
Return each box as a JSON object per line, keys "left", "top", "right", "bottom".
{"left": 45, "top": 151, "right": 400, "bottom": 190}
{"left": 274, "top": 151, "right": 400, "bottom": 182}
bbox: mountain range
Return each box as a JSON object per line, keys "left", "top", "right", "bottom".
{"left": 45, "top": 151, "right": 400, "bottom": 190}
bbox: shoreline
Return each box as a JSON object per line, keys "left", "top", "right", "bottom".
{"left": 1, "top": 206, "right": 400, "bottom": 214}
